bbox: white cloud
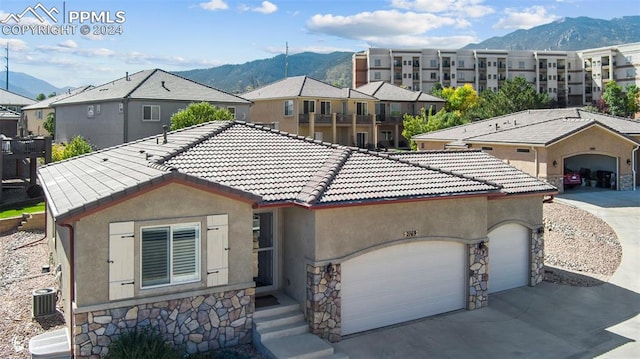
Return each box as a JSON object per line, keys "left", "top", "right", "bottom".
{"left": 239, "top": 1, "right": 278, "bottom": 14}
{"left": 263, "top": 44, "right": 355, "bottom": 55}
{"left": 59, "top": 39, "right": 77, "bottom": 48}
{"left": 307, "top": 10, "right": 458, "bottom": 40}
{"left": 493, "top": 6, "right": 560, "bottom": 30}
{"left": 390, "top": 0, "right": 494, "bottom": 18}
{"left": 0, "top": 38, "right": 28, "bottom": 51}
{"left": 199, "top": 0, "right": 229, "bottom": 11}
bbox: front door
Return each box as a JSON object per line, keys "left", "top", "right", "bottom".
{"left": 253, "top": 212, "right": 275, "bottom": 292}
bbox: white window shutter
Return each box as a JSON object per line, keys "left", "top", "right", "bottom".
{"left": 207, "top": 215, "right": 229, "bottom": 286}
{"left": 108, "top": 222, "right": 135, "bottom": 300}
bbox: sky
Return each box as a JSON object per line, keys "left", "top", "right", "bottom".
{"left": 0, "top": 0, "right": 638, "bottom": 89}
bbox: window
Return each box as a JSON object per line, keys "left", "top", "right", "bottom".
{"left": 481, "top": 146, "right": 493, "bottom": 151}
{"left": 430, "top": 72, "right": 437, "bottom": 79}
{"left": 381, "top": 130, "right": 393, "bottom": 141}
{"left": 320, "top": 101, "right": 331, "bottom": 115}
{"left": 390, "top": 103, "right": 401, "bottom": 116}
{"left": 374, "top": 59, "right": 381, "bottom": 67}
{"left": 284, "top": 100, "right": 293, "bottom": 116}
{"left": 516, "top": 148, "right": 530, "bottom": 153}
{"left": 356, "top": 132, "right": 367, "bottom": 147}
{"left": 430, "top": 59, "right": 437, "bottom": 67}
{"left": 303, "top": 100, "right": 315, "bottom": 114}
{"left": 87, "top": 105, "right": 95, "bottom": 118}
{"left": 451, "top": 61, "right": 455, "bottom": 66}
{"left": 518, "top": 61, "right": 525, "bottom": 69}
{"left": 459, "top": 60, "right": 465, "bottom": 68}
{"left": 143, "top": 105, "right": 160, "bottom": 121}
{"left": 356, "top": 102, "right": 368, "bottom": 116}
{"left": 141, "top": 223, "right": 200, "bottom": 287}
{"left": 227, "top": 106, "right": 236, "bottom": 119}
{"left": 36, "top": 110, "right": 43, "bottom": 119}
{"left": 374, "top": 71, "right": 381, "bottom": 80}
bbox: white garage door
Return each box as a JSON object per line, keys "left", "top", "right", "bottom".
{"left": 341, "top": 241, "right": 465, "bottom": 335}
{"left": 488, "top": 223, "right": 529, "bottom": 293}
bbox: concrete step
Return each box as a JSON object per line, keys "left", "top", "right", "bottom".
{"left": 254, "top": 302, "right": 301, "bottom": 320}
{"left": 257, "top": 321, "right": 310, "bottom": 342}
{"left": 255, "top": 310, "right": 306, "bottom": 330}
{"left": 263, "top": 333, "right": 335, "bottom": 359}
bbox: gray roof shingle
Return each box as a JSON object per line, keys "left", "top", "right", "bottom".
{"left": 52, "top": 69, "right": 250, "bottom": 105}
{"left": 413, "top": 108, "right": 640, "bottom": 144}
{"left": 357, "top": 81, "right": 445, "bottom": 103}
{"left": 39, "top": 121, "right": 555, "bottom": 222}
{"left": 241, "top": 76, "right": 376, "bottom": 101}
{"left": 0, "top": 89, "right": 36, "bottom": 106}
{"left": 22, "top": 86, "right": 94, "bottom": 110}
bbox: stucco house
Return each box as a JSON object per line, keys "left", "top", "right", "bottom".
{"left": 0, "top": 88, "right": 36, "bottom": 112}
{"left": 38, "top": 121, "right": 555, "bottom": 357}
{"left": 413, "top": 108, "right": 640, "bottom": 192}
{"left": 242, "top": 76, "right": 378, "bottom": 148}
{"left": 22, "top": 86, "right": 93, "bottom": 137}
{"left": 52, "top": 69, "right": 251, "bottom": 148}
{"left": 356, "top": 81, "right": 445, "bottom": 148}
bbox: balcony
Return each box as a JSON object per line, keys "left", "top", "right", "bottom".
{"left": 299, "top": 113, "right": 375, "bottom": 125}
{"left": 2, "top": 137, "right": 51, "bottom": 159}
{"left": 377, "top": 114, "right": 403, "bottom": 124}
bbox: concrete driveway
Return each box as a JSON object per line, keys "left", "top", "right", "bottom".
{"left": 334, "top": 190, "right": 640, "bottom": 359}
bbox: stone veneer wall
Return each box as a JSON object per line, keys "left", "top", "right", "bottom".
{"left": 530, "top": 228, "right": 545, "bottom": 286}
{"left": 619, "top": 173, "right": 633, "bottom": 191}
{"left": 545, "top": 175, "right": 564, "bottom": 192}
{"left": 305, "top": 263, "right": 341, "bottom": 342}
{"left": 468, "top": 243, "right": 488, "bottom": 310}
{"left": 73, "top": 288, "right": 254, "bottom": 358}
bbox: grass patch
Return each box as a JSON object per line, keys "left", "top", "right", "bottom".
{"left": 0, "top": 202, "right": 45, "bottom": 219}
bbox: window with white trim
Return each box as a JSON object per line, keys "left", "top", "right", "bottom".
{"left": 320, "top": 101, "right": 331, "bottom": 115}
{"left": 356, "top": 102, "right": 368, "bottom": 116}
{"left": 303, "top": 100, "right": 315, "bottom": 114}
{"left": 227, "top": 106, "right": 236, "bottom": 119}
{"left": 143, "top": 105, "right": 160, "bottom": 121}
{"left": 374, "top": 59, "right": 381, "bottom": 67}
{"left": 374, "top": 72, "right": 381, "bottom": 80}
{"left": 284, "top": 100, "right": 293, "bottom": 116}
{"left": 141, "top": 223, "right": 200, "bottom": 287}
{"left": 36, "top": 110, "right": 43, "bottom": 119}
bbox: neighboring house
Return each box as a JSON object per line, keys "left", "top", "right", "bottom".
{"left": 22, "top": 86, "right": 94, "bottom": 137}
{"left": 356, "top": 81, "right": 445, "bottom": 148}
{"left": 38, "top": 120, "right": 555, "bottom": 357}
{"left": 52, "top": 69, "right": 251, "bottom": 148}
{"left": 242, "top": 76, "right": 378, "bottom": 147}
{"left": 0, "top": 106, "right": 20, "bottom": 136}
{"left": 413, "top": 108, "right": 640, "bottom": 192}
{"left": 0, "top": 88, "right": 36, "bottom": 113}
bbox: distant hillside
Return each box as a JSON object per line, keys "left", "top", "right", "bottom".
{"left": 176, "top": 52, "right": 353, "bottom": 94}
{"left": 0, "top": 71, "right": 70, "bottom": 100}
{"left": 464, "top": 16, "right": 640, "bottom": 51}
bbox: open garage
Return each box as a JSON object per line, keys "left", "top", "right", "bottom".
{"left": 564, "top": 154, "right": 618, "bottom": 190}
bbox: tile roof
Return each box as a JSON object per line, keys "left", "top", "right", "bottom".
{"left": 391, "top": 150, "right": 557, "bottom": 194}
{"left": 413, "top": 108, "right": 640, "bottom": 145}
{"left": 357, "top": 81, "right": 445, "bottom": 103}
{"left": 0, "top": 89, "right": 36, "bottom": 106}
{"left": 22, "top": 86, "right": 94, "bottom": 110}
{"left": 39, "top": 121, "right": 554, "bottom": 222}
{"left": 241, "top": 76, "right": 376, "bottom": 101}
{"left": 52, "top": 69, "right": 250, "bottom": 105}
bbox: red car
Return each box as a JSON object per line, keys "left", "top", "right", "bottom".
{"left": 563, "top": 171, "right": 582, "bottom": 188}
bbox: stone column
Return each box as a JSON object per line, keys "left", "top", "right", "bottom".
{"left": 306, "top": 263, "right": 341, "bottom": 342}
{"left": 468, "top": 243, "right": 488, "bottom": 310}
{"left": 530, "top": 227, "right": 544, "bottom": 286}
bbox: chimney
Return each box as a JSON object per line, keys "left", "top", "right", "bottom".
{"left": 162, "top": 125, "right": 168, "bottom": 144}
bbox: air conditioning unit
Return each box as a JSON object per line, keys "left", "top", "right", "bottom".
{"left": 32, "top": 288, "right": 57, "bottom": 318}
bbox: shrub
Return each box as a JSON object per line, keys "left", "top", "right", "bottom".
{"left": 105, "top": 326, "right": 182, "bottom": 359}
{"left": 51, "top": 136, "right": 93, "bottom": 162}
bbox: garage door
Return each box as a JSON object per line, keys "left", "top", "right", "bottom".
{"left": 341, "top": 241, "right": 465, "bottom": 335}
{"left": 488, "top": 224, "right": 529, "bottom": 293}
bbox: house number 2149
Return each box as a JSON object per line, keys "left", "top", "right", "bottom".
{"left": 404, "top": 230, "right": 417, "bottom": 237}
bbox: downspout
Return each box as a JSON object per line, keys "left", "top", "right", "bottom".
{"left": 531, "top": 146, "right": 539, "bottom": 178}
{"left": 633, "top": 145, "right": 639, "bottom": 191}
{"left": 60, "top": 222, "right": 75, "bottom": 355}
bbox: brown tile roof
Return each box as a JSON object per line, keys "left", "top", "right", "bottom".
{"left": 38, "top": 121, "right": 553, "bottom": 221}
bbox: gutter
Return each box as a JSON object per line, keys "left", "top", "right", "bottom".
{"left": 633, "top": 145, "right": 639, "bottom": 191}
{"left": 60, "top": 222, "right": 75, "bottom": 356}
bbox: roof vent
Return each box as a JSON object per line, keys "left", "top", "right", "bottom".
{"left": 126, "top": 72, "right": 130, "bottom": 81}
{"left": 162, "top": 125, "right": 168, "bottom": 144}
{"left": 161, "top": 81, "right": 170, "bottom": 91}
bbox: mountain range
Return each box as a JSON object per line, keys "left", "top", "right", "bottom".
{"left": 3, "top": 16, "right": 639, "bottom": 99}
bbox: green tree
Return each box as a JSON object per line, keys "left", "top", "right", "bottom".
{"left": 48, "top": 92, "right": 57, "bottom": 98}
{"left": 602, "top": 81, "right": 626, "bottom": 116}
{"left": 52, "top": 136, "right": 93, "bottom": 161}
{"left": 36, "top": 93, "right": 46, "bottom": 101}
{"left": 170, "top": 102, "right": 234, "bottom": 130}
{"left": 402, "top": 107, "right": 431, "bottom": 150}
{"left": 625, "top": 84, "right": 639, "bottom": 117}
{"left": 440, "top": 84, "right": 478, "bottom": 114}
{"left": 467, "top": 77, "right": 551, "bottom": 120}
{"left": 43, "top": 112, "right": 55, "bottom": 137}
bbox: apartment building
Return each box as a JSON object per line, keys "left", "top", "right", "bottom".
{"left": 353, "top": 42, "right": 640, "bottom": 107}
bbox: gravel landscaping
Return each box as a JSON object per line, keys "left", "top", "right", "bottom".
{"left": 0, "top": 201, "right": 623, "bottom": 357}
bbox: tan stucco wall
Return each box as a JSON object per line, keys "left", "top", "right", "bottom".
{"left": 417, "top": 140, "right": 448, "bottom": 150}
{"left": 70, "top": 182, "right": 254, "bottom": 307}
{"left": 282, "top": 206, "right": 316, "bottom": 304}
{"left": 476, "top": 144, "right": 547, "bottom": 178}
{"left": 24, "top": 108, "right": 54, "bottom": 136}
{"left": 313, "top": 197, "right": 488, "bottom": 261}
{"left": 487, "top": 196, "right": 543, "bottom": 230}
{"left": 247, "top": 99, "right": 299, "bottom": 134}
{"left": 53, "top": 223, "right": 72, "bottom": 327}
